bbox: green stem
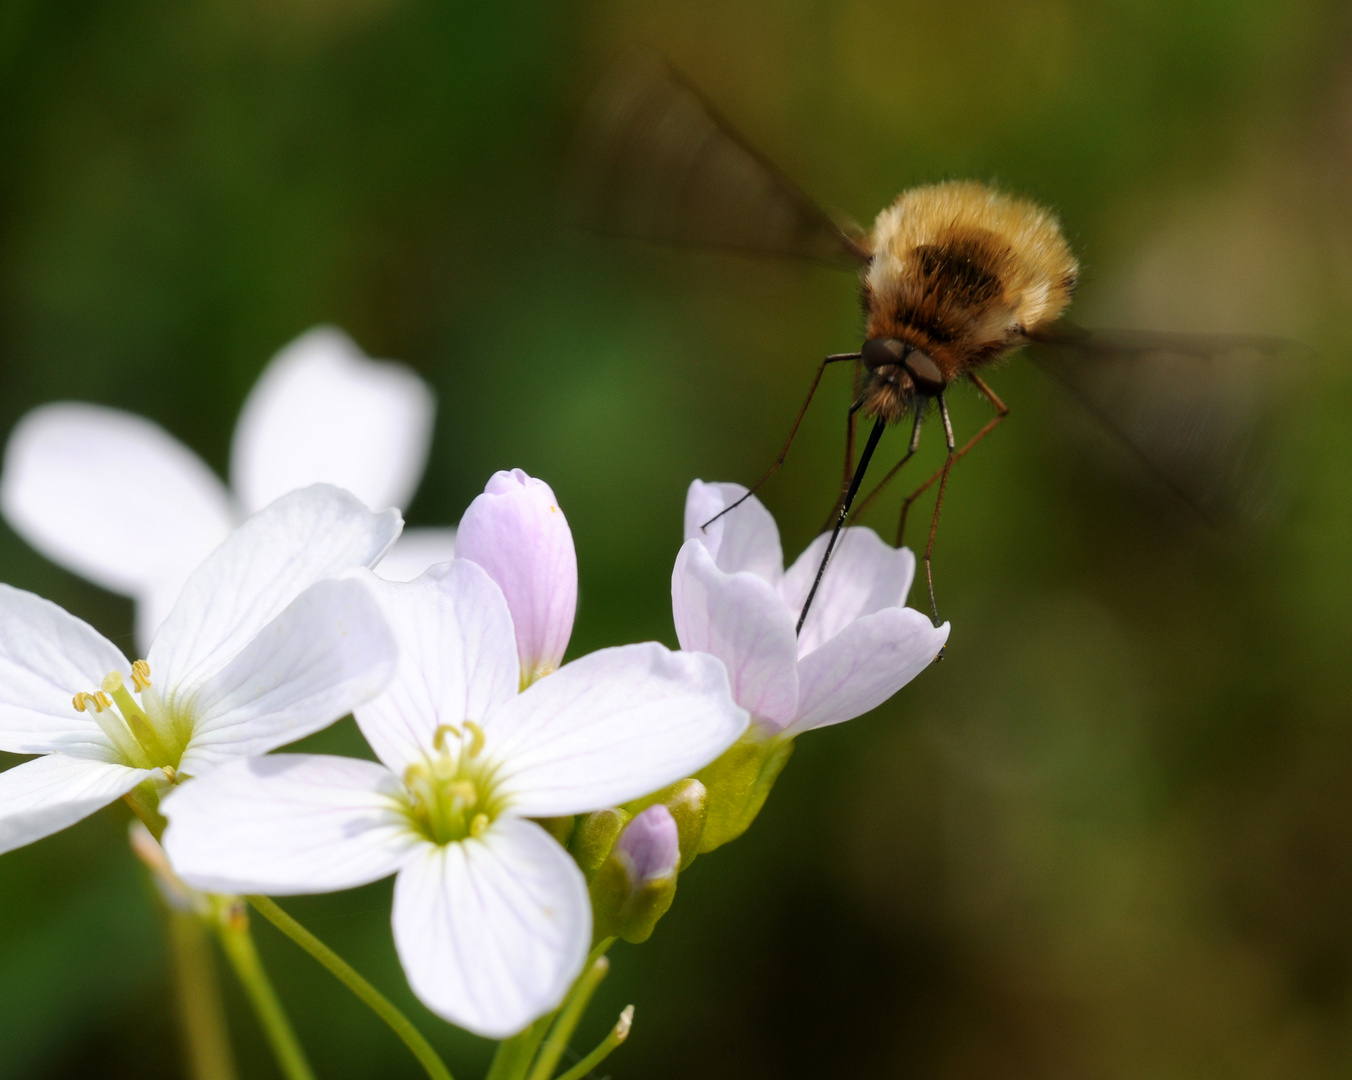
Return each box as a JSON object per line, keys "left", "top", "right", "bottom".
{"left": 246, "top": 895, "right": 454, "bottom": 1080}
{"left": 552, "top": 1007, "right": 633, "bottom": 1080}
{"left": 215, "top": 902, "right": 316, "bottom": 1080}
{"left": 486, "top": 1015, "right": 555, "bottom": 1080}
{"left": 525, "top": 957, "right": 610, "bottom": 1080}
{"left": 166, "top": 902, "right": 239, "bottom": 1080}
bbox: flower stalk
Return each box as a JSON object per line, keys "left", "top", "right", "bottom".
{"left": 246, "top": 895, "right": 455, "bottom": 1080}
{"left": 552, "top": 1006, "right": 633, "bottom": 1080}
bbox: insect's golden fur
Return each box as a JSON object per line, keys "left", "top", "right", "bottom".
{"left": 859, "top": 180, "right": 1078, "bottom": 421}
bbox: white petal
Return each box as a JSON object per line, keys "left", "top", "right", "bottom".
{"left": 133, "top": 573, "right": 195, "bottom": 656}
{"left": 779, "top": 527, "right": 918, "bottom": 656}
{"left": 178, "top": 577, "right": 398, "bottom": 774}
{"left": 1, "top": 403, "right": 234, "bottom": 596}
{"left": 231, "top": 327, "right": 435, "bottom": 515}
{"left": 0, "top": 584, "right": 126, "bottom": 758}
{"left": 162, "top": 755, "right": 416, "bottom": 894}
{"left": 149, "top": 485, "right": 401, "bottom": 693}
{"left": 374, "top": 527, "right": 458, "bottom": 582}
{"left": 392, "top": 818, "right": 589, "bottom": 1038}
{"left": 489, "top": 643, "right": 748, "bottom": 817}
{"left": 0, "top": 754, "right": 152, "bottom": 856}
{"left": 787, "top": 608, "right": 948, "bottom": 735}
{"left": 683, "top": 480, "right": 783, "bottom": 584}
{"left": 671, "top": 540, "right": 798, "bottom": 728}
{"left": 354, "top": 561, "right": 519, "bottom": 773}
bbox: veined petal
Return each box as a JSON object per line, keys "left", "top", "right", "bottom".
{"left": 149, "top": 485, "right": 402, "bottom": 692}
{"left": 671, "top": 540, "right": 799, "bottom": 729}
{"left": 374, "top": 527, "right": 458, "bottom": 583}
{"left": 162, "top": 755, "right": 416, "bottom": 893}
{"left": 0, "top": 584, "right": 126, "bottom": 758}
{"left": 179, "top": 577, "right": 398, "bottom": 774}
{"left": 391, "top": 818, "right": 589, "bottom": 1038}
{"left": 231, "top": 327, "right": 435, "bottom": 515}
{"left": 456, "top": 471, "right": 577, "bottom": 681}
{"left": 354, "top": 561, "right": 519, "bottom": 773}
{"left": 489, "top": 643, "right": 748, "bottom": 817}
{"left": 0, "top": 755, "right": 152, "bottom": 856}
{"left": 1, "top": 403, "right": 234, "bottom": 597}
{"left": 780, "top": 527, "right": 918, "bottom": 656}
{"left": 683, "top": 480, "right": 783, "bottom": 584}
{"left": 787, "top": 608, "right": 948, "bottom": 736}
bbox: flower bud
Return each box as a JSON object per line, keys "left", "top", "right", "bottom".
{"left": 590, "top": 805, "right": 680, "bottom": 944}
{"left": 624, "top": 777, "right": 708, "bottom": 870}
{"left": 456, "top": 469, "right": 577, "bottom": 686}
{"left": 694, "top": 728, "right": 795, "bottom": 853}
{"left": 568, "top": 807, "right": 631, "bottom": 881}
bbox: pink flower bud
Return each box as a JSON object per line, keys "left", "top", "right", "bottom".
{"left": 615, "top": 804, "right": 680, "bottom": 884}
{"left": 456, "top": 469, "right": 577, "bottom": 685}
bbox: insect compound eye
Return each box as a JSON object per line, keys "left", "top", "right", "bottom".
{"left": 861, "top": 337, "right": 910, "bottom": 371}
{"left": 902, "top": 350, "right": 946, "bottom": 396}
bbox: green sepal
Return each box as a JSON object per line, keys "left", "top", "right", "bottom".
{"left": 535, "top": 815, "right": 577, "bottom": 847}
{"left": 589, "top": 855, "right": 677, "bottom": 944}
{"left": 693, "top": 727, "right": 795, "bottom": 853}
{"left": 568, "top": 808, "right": 631, "bottom": 881}
{"left": 623, "top": 778, "right": 707, "bottom": 869}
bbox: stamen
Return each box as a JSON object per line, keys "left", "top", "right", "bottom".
{"left": 161, "top": 765, "right": 179, "bottom": 783}
{"left": 72, "top": 691, "right": 111, "bottom": 713}
{"left": 131, "top": 660, "right": 151, "bottom": 692}
{"left": 432, "top": 724, "right": 461, "bottom": 752}
{"left": 469, "top": 813, "right": 489, "bottom": 838}
{"left": 463, "top": 720, "right": 486, "bottom": 758}
{"left": 101, "top": 669, "right": 172, "bottom": 764}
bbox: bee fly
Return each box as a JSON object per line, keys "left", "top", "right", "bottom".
{"left": 566, "top": 52, "right": 1300, "bottom": 640}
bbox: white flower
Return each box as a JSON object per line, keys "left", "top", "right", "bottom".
{"left": 673, "top": 480, "right": 948, "bottom": 738}
{"left": 162, "top": 558, "right": 748, "bottom": 1038}
{"left": 1, "top": 326, "right": 456, "bottom": 649}
{"left": 0, "top": 486, "right": 400, "bottom": 856}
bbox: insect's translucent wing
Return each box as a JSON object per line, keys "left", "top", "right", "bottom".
{"left": 1024, "top": 325, "right": 1309, "bottom": 524}
{"left": 564, "top": 50, "right": 870, "bottom": 269}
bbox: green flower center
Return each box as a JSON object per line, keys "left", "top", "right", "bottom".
{"left": 401, "top": 721, "right": 505, "bottom": 845}
{"left": 72, "top": 660, "right": 193, "bottom": 775}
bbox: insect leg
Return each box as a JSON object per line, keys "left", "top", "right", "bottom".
{"left": 820, "top": 394, "right": 868, "bottom": 531}
{"left": 701, "top": 352, "right": 861, "bottom": 530}
{"left": 796, "top": 416, "right": 888, "bottom": 636}
{"left": 896, "top": 372, "right": 1010, "bottom": 545}
{"left": 848, "top": 400, "right": 926, "bottom": 525}
{"left": 922, "top": 392, "right": 958, "bottom": 629}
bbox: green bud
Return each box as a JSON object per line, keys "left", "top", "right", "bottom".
{"left": 590, "top": 805, "right": 680, "bottom": 944}
{"left": 568, "top": 807, "right": 630, "bottom": 881}
{"left": 624, "top": 777, "right": 708, "bottom": 870}
{"left": 694, "top": 726, "right": 795, "bottom": 853}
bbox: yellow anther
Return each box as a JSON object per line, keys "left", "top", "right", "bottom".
{"left": 464, "top": 720, "right": 486, "bottom": 758}
{"left": 433, "top": 723, "right": 462, "bottom": 752}
{"left": 446, "top": 779, "right": 477, "bottom": 804}
{"left": 131, "top": 660, "right": 151, "bottom": 692}
{"left": 101, "top": 670, "right": 124, "bottom": 694}
{"left": 72, "top": 691, "right": 111, "bottom": 713}
{"left": 469, "top": 813, "right": 490, "bottom": 838}
{"left": 161, "top": 765, "right": 179, "bottom": 783}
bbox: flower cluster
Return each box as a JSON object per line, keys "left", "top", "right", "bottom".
{"left": 0, "top": 334, "right": 947, "bottom": 1059}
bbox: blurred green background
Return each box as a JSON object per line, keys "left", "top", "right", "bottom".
{"left": 2, "top": 0, "right": 1351, "bottom": 1076}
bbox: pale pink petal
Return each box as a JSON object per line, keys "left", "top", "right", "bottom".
{"left": 671, "top": 540, "right": 798, "bottom": 729}
{"left": 615, "top": 804, "right": 679, "bottom": 882}
{"left": 779, "top": 527, "right": 918, "bottom": 656}
{"left": 162, "top": 755, "right": 417, "bottom": 893}
{"left": 488, "top": 643, "right": 748, "bottom": 817}
{"left": 354, "top": 562, "right": 519, "bottom": 774}
{"left": 456, "top": 470, "right": 576, "bottom": 681}
{"left": 231, "top": 327, "right": 435, "bottom": 514}
{"left": 683, "top": 480, "right": 783, "bottom": 584}
{"left": 1, "top": 403, "right": 234, "bottom": 597}
{"left": 0, "top": 754, "right": 152, "bottom": 856}
{"left": 391, "top": 818, "right": 590, "bottom": 1038}
{"left": 0, "top": 584, "right": 128, "bottom": 758}
{"left": 148, "top": 485, "right": 401, "bottom": 693}
{"left": 178, "top": 577, "right": 398, "bottom": 774}
{"left": 374, "top": 528, "right": 458, "bottom": 582}
{"left": 787, "top": 608, "right": 948, "bottom": 735}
